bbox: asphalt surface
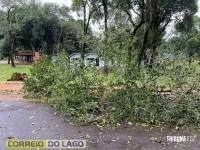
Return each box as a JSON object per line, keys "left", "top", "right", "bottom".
{"left": 0, "top": 95, "right": 199, "bottom": 150}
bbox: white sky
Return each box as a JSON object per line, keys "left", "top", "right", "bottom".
{"left": 41, "top": 0, "right": 72, "bottom": 7}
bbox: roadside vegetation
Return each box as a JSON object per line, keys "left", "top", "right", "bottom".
{"left": 24, "top": 53, "right": 200, "bottom": 128}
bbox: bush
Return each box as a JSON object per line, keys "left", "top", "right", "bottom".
{"left": 24, "top": 53, "right": 200, "bottom": 128}
{"left": 24, "top": 56, "right": 54, "bottom": 98}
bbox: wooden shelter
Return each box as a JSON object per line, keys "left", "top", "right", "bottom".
{"left": 15, "top": 50, "right": 33, "bottom": 63}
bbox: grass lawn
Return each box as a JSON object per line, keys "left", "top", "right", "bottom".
{"left": 0, "top": 64, "right": 31, "bottom": 81}
{"left": 156, "top": 61, "right": 200, "bottom": 86}
{"left": 192, "top": 61, "right": 200, "bottom": 73}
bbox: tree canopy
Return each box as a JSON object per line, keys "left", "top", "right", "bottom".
{"left": 0, "top": 1, "right": 83, "bottom": 66}
{"left": 0, "top": 0, "right": 199, "bottom": 67}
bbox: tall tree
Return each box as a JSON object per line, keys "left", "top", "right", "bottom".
{"left": 138, "top": 0, "right": 198, "bottom": 66}
{"left": 169, "top": 16, "right": 200, "bottom": 57}
{"left": 112, "top": 0, "right": 197, "bottom": 66}
{"left": 112, "top": 0, "right": 145, "bottom": 66}
{"left": 72, "top": 0, "right": 102, "bottom": 62}
{"left": 9, "top": 3, "right": 78, "bottom": 56}
{"left": 0, "top": 0, "right": 19, "bottom": 66}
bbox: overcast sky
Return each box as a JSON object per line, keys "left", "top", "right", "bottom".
{"left": 41, "top": 0, "right": 72, "bottom": 7}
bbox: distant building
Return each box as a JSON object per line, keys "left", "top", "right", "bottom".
{"left": 15, "top": 50, "right": 41, "bottom": 63}
{"left": 69, "top": 53, "right": 81, "bottom": 61}
{"left": 69, "top": 53, "right": 104, "bottom": 67}
{"left": 163, "top": 53, "right": 176, "bottom": 59}
{"left": 51, "top": 55, "right": 58, "bottom": 62}
{"left": 84, "top": 53, "right": 104, "bottom": 67}
{"left": 15, "top": 50, "right": 33, "bottom": 63}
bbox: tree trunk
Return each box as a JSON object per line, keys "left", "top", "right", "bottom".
{"left": 10, "top": 53, "right": 15, "bottom": 67}
{"left": 81, "top": 43, "right": 86, "bottom": 61}
{"left": 138, "top": 0, "right": 153, "bottom": 66}
{"left": 8, "top": 57, "right": 11, "bottom": 64}
{"left": 139, "top": 25, "right": 150, "bottom": 65}
{"left": 30, "top": 44, "right": 35, "bottom": 63}
{"left": 103, "top": 0, "right": 108, "bottom": 32}
{"left": 81, "top": 2, "right": 87, "bottom": 62}
{"left": 8, "top": 31, "right": 16, "bottom": 67}
{"left": 80, "top": 2, "right": 87, "bottom": 69}
{"left": 149, "top": 33, "right": 158, "bottom": 68}
{"left": 10, "top": 46, "right": 16, "bottom": 67}
{"left": 7, "top": 8, "right": 16, "bottom": 67}
{"left": 57, "top": 30, "right": 62, "bottom": 53}
{"left": 103, "top": 0, "right": 108, "bottom": 75}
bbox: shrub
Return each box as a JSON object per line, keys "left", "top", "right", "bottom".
{"left": 24, "top": 53, "right": 200, "bottom": 128}
{"left": 24, "top": 56, "right": 54, "bottom": 98}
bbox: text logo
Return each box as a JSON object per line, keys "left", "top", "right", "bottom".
{"left": 167, "top": 135, "right": 197, "bottom": 142}
{"left": 6, "top": 140, "right": 86, "bottom": 149}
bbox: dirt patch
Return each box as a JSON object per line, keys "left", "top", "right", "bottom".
{"left": 0, "top": 82, "right": 24, "bottom": 92}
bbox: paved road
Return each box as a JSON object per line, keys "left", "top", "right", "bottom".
{"left": 0, "top": 61, "right": 8, "bottom": 64}
{"left": 0, "top": 61, "right": 20, "bottom": 64}
{"left": 0, "top": 93, "right": 199, "bottom": 150}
